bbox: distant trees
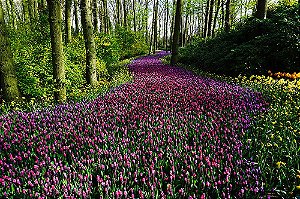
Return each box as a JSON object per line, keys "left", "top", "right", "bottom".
{"left": 0, "top": 0, "right": 291, "bottom": 103}
{"left": 0, "top": 0, "right": 20, "bottom": 101}
{"left": 47, "top": 0, "right": 66, "bottom": 102}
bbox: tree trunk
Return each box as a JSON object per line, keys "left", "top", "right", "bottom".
{"left": 169, "top": 0, "right": 176, "bottom": 51}
{"left": 47, "top": 0, "right": 66, "bottom": 102}
{"left": 203, "top": 0, "right": 210, "bottom": 38}
{"left": 254, "top": 0, "right": 267, "bottom": 19}
{"left": 170, "top": 0, "right": 182, "bottom": 65}
{"left": 28, "top": 0, "right": 35, "bottom": 21}
{"left": 221, "top": 0, "right": 225, "bottom": 28}
{"left": 224, "top": 0, "right": 231, "bottom": 32}
{"left": 0, "top": 1, "right": 20, "bottom": 101}
{"left": 81, "top": 0, "right": 97, "bottom": 86}
{"left": 40, "top": 0, "right": 46, "bottom": 10}
{"left": 65, "top": 0, "right": 72, "bottom": 44}
{"left": 153, "top": 0, "right": 158, "bottom": 54}
{"left": 116, "top": 0, "right": 120, "bottom": 26}
{"left": 212, "top": 0, "right": 221, "bottom": 37}
{"left": 23, "top": 0, "right": 30, "bottom": 23}
{"left": 92, "top": 0, "right": 98, "bottom": 32}
{"left": 8, "top": 0, "right": 16, "bottom": 28}
{"left": 143, "top": 0, "right": 149, "bottom": 42}
{"left": 74, "top": 0, "right": 80, "bottom": 33}
{"left": 123, "top": 0, "right": 127, "bottom": 27}
{"left": 207, "top": 0, "right": 215, "bottom": 37}
{"left": 101, "top": 0, "right": 109, "bottom": 33}
{"left": 165, "top": 0, "right": 169, "bottom": 50}
{"left": 133, "top": 0, "right": 136, "bottom": 31}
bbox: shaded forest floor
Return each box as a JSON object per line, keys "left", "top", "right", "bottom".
{"left": 0, "top": 51, "right": 299, "bottom": 198}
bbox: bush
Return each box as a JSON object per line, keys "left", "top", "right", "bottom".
{"left": 179, "top": 4, "right": 300, "bottom": 76}
{"left": 115, "top": 27, "right": 148, "bottom": 59}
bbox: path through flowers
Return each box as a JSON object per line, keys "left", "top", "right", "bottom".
{"left": 0, "top": 51, "right": 268, "bottom": 198}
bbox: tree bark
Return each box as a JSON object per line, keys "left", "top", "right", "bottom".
{"left": 102, "top": 0, "right": 109, "bottom": 33}
{"left": 74, "top": 0, "right": 80, "bottom": 33}
{"left": 203, "top": 0, "right": 210, "bottom": 38}
{"left": 165, "top": 0, "right": 169, "bottom": 50}
{"left": 23, "top": 0, "right": 30, "bottom": 23}
{"left": 123, "top": 0, "right": 127, "bottom": 27}
{"left": 92, "top": 0, "right": 98, "bottom": 32}
{"left": 116, "top": 0, "right": 120, "bottom": 26}
{"left": 224, "top": 0, "right": 231, "bottom": 32}
{"left": 133, "top": 0, "right": 136, "bottom": 31}
{"left": 28, "top": 0, "right": 35, "bottom": 21}
{"left": 254, "top": 0, "right": 267, "bottom": 19}
{"left": 171, "top": 0, "right": 182, "bottom": 65}
{"left": 212, "top": 0, "right": 221, "bottom": 37}
{"left": 81, "top": 0, "right": 97, "bottom": 86}
{"left": 47, "top": 0, "right": 66, "bottom": 102}
{"left": 0, "top": 1, "right": 20, "bottom": 101}
{"left": 65, "top": 0, "right": 72, "bottom": 44}
{"left": 207, "top": 0, "right": 215, "bottom": 37}
{"left": 153, "top": 0, "right": 158, "bottom": 54}
{"left": 8, "top": 0, "right": 16, "bottom": 28}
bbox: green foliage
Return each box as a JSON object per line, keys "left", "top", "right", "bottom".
{"left": 179, "top": 4, "right": 300, "bottom": 76}
{"left": 115, "top": 27, "right": 148, "bottom": 59}
{"left": 94, "top": 33, "right": 120, "bottom": 68}
{"left": 10, "top": 14, "right": 53, "bottom": 99}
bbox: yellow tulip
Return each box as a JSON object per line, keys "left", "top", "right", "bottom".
{"left": 276, "top": 161, "right": 286, "bottom": 168}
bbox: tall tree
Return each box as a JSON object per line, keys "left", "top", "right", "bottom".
{"left": 152, "top": 0, "right": 158, "bottom": 53}
{"left": 102, "top": 0, "right": 109, "bottom": 33}
{"left": 22, "top": 0, "right": 30, "bottom": 23}
{"left": 207, "top": 0, "right": 215, "bottom": 37}
{"left": 92, "top": 0, "right": 98, "bottom": 32}
{"left": 28, "top": 0, "right": 36, "bottom": 21}
{"left": 212, "top": 0, "right": 221, "bottom": 36}
{"left": 9, "top": 0, "right": 16, "bottom": 27}
{"left": 254, "top": 0, "right": 267, "bottom": 19}
{"left": 65, "top": 0, "right": 72, "bottom": 44}
{"left": 47, "top": 0, "right": 66, "bottom": 102}
{"left": 132, "top": 0, "right": 136, "bottom": 31}
{"left": 170, "top": 0, "right": 182, "bottom": 65}
{"left": 203, "top": 0, "right": 210, "bottom": 37}
{"left": 0, "top": 0, "right": 20, "bottom": 101}
{"left": 224, "top": 0, "right": 231, "bottom": 32}
{"left": 74, "top": 0, "right": 80, "bottom": 33}
{"left": 164, "top": 0, "right": 169, "bottom": 50}
{"left": 116, "top": 0, "right": 121, "bottom": 26}
{"left": 123, "top": 0, "right": 127, "bottom": 27}
{"left": 81, "top": 0, "right": 97, "bottom": 86}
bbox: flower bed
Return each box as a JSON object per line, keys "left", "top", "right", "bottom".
{"left": 0, "top": 52, "right": 268, "bottom": 198}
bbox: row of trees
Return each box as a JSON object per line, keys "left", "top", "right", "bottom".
{"left": 1, "top": 0, "right": 99, "bottom": 102}
{"left": 0, "top": 0, "right": 272, "bottom": 102}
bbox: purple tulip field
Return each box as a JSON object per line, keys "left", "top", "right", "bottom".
{"left": 0, "top": 51, "right": 269, "bottom": 198}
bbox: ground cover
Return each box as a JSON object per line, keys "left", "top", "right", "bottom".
{"left": 0, "top": 52, "right": 276, "bottom": 198}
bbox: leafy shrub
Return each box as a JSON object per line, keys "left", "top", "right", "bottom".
{"left": 94, "top": 33, "right": 121, "bottom": 68}
{"left": 179, "top": 4, "right": 300, "bottom": 76}
{"left": 115, "top": 27, "right": 148, "bottom": 59}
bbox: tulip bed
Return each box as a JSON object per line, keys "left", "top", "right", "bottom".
{"left": 167, "top": 56, "right": 300, "bottom": 198}
{"left": 1, "top": 51, "right": 270, "bottom": 198}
